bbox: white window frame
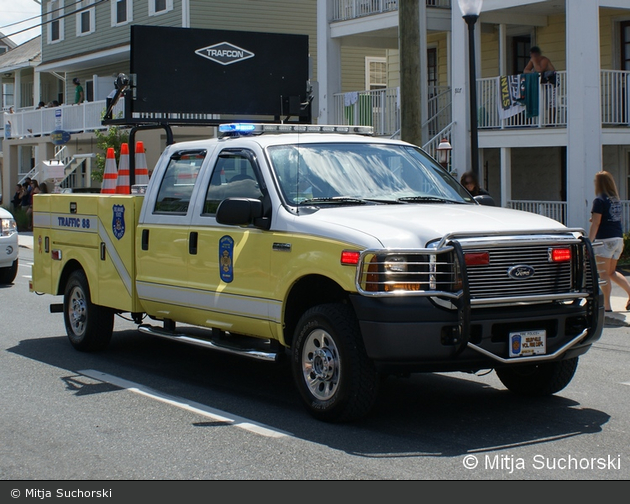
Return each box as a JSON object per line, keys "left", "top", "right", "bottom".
{"left": 149, "top": 0, "right": 173, "bottom": 17}
{"left": 47, "top": 0, "right": 64, "bottom": 45}
{"left": 365, "top": 57, "right": 387, "bottom": 91}
{"left": 111, "top": 0, "right": 133, "bottom": 27}
{"left": 76, "top": 1, "right": 96, "bottom": 37}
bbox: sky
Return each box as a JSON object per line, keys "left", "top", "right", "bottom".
{"left": 0, "top": 0, "right": 43, "bottom": 46}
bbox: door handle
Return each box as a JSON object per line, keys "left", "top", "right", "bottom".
{"left": 189, "top": 231, "right": 198, "bottom": 255}
{"left": 141, "top": 229, "right": 149, "bottom": 250}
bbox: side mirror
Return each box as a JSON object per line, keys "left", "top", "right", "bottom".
{"left": 474, "top": 195, "right": 496, "bottom": 207}
{"left": 216, "top": 198, "right": 264, "bottom": 227}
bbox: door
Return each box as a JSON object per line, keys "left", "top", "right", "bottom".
{"left": 188, "top": 148, "right": 276, "bottom": 338}
{"left": 135, "top": 148, "right": 206, "bottom": 321}
{"left": 512, "top": 35, "right": 531, "bottom": 75}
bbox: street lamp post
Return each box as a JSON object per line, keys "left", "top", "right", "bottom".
{"left": 458, "top": 0, "right": 483, "bottom": 180}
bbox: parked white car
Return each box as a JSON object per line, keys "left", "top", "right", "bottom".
{"left": 0, "top": 207, "right": 18, "bottom": 284}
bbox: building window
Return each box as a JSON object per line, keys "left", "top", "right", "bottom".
{"left": 2, "top": 83, "right": 14, "bottom": 109}
{"left": 621, "top": 21, "right": 630, "bottom": 71}
{"left": 0, "top": 47, "right": 7, "bottom": 55}
{"left": 76, "top": 1, "right": 96, "bottom": 36}
{"left": 149, "top": 0, "right": 173, "bottom": 17}
{"left": 365, "top": 57, "right": 387, "bottom": 91}
{"left": 512, "top": 35, "right": 532, "bottom": 74}
{"left": 47, "top": 0, "right": 64, "bottom": 44}
{"left": 112, "top": 0, "right": 133, "bottom": 26}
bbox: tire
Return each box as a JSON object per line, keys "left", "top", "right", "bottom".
{"left": 291, "top": 304, "right": 379, "bottom": 422}
{"left": 496, "top": 357, "right": 579, "bottom": 396}
{"left": 0, "top": 259, "right": 18, "bottom": 284}
{"left": 63, "top": 270, "right": 114, "bottom": 352}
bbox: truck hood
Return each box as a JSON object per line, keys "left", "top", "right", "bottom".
{"left": 290, "top": 203, "right": 569, "bottom": 249}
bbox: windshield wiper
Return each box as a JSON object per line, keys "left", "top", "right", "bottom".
{"left": 298, "top": 196, "right": 369, "bottom": 206}
{"left": 397, "top": 196, "right": 465, "bottom": 204}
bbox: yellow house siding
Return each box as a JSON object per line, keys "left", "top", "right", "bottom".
{"left": 385, "top": 33, "right": 450, "bottom": 90}
{"left": 534, "top": 14, "right": 566, "bottom": 71}
{"left": 481, "top": 30, "right": 499, "bottom": 78}
{"left": 341, "top": 47, "right": 387, "bottom": 92}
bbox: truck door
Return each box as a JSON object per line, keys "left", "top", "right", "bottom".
{"left": 187, "top": 149, "right": 276, "bottom": 338}
{"left": 135, "top": 149, "right": 206, "bottom": 321}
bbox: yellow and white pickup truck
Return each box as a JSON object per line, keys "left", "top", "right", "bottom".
{"left": 31, "top": 123, "right": 603, "bottom": 421}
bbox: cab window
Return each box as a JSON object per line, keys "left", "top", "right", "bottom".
{"left": 154, "top": 150, "right": 206, "bottom": 214}
{"left": 203, "top": 152, "right": 263, "bottom": 215}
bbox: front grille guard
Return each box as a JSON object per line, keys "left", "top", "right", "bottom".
{"left": 355, "top": 229, "right": 601, "bottom": 362}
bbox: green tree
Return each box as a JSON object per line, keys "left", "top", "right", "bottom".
{"left": 92, "top": 124, "right": 130, "bottom": 182}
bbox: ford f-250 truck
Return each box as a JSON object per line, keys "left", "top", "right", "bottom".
{"left": 31, "top": 123, "right": 603, "bottom": 421}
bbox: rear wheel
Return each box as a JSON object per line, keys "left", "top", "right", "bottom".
{"left": 292, "top": 304, "right": 379, "bottom": 422}
{"left": 0, "top": 259, "right": 18, "bottom": 284}
{"left": 496, "top": 357, "right": 579, "bottom": 396}
{"left": 63, "top": 270, "right": 114, "bottom": 352}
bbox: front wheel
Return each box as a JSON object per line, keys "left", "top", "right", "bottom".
{"left": 291, "top": 304, "right": 379, "bottom": 422}
{"left": 63, "top": 270, "right": 114, "bottom": 352}
{"left": 496, "top": 357, "right": 579, "bottom": 396}
{"left": 0, "top": 259, "right": 18, "bottom": 284}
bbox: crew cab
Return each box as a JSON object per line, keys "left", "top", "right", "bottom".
{"left": 0, "top": 206, "right": 18, "bottom": 284}
{"left": 31, "top": 124, "right": 603, "bottom": 421}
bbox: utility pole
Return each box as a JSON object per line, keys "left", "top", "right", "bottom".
{"left": 399, "top": 0, "right": 422, "bottom": 147}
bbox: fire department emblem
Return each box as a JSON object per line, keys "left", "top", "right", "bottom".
{"left": 112, "top": 204, "right": 125, "bottom": 240}
{"left": 219, "top": 235, "right": 234, "bottom": 283}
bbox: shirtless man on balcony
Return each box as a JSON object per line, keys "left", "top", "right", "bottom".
{"left": 524, "top": 46, "right": 558, "bottom": 124}
{"left": 523, "top": 46, "right": 556, "bottom": 75}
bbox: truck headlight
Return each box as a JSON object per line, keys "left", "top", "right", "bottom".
{"left": 384, "top": 255, "right": 407, "bottom": 273}
{"left": 0, "top": 218, "right": 17, "bottom": 237}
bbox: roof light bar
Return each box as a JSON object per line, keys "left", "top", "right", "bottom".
{"left": 218, "top": 123, "right": 374, "bottom": 137}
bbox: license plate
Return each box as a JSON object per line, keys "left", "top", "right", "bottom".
{"left": 509, "top": 330, "right": 546, "bottom": 358}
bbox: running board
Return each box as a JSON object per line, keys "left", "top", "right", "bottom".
{"left": 138, "top": 324, "right": 279, "bottom": 362}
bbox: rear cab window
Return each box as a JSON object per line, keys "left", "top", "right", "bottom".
{"left": 154, "top": 150, "right": 207, "bottom": 214}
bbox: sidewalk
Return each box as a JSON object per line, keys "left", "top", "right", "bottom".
{"left": 15, "top": 230, "right": 629, "bottom": 326}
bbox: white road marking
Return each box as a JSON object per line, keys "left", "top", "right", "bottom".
{"left": 78, "top": 369, "right": 291, "bottom": 439}
{"left": 22, "top": 276, "right": 32, "bottom": 279}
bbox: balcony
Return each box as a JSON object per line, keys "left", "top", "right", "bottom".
{"left": 2, "top": 99, "right": 125, "bottom": 140}
{"left": 477, "top": 70, "right": 630, "bottom": 130}
{"left": 331, "top": 0, "right": 450, "bottom": 22}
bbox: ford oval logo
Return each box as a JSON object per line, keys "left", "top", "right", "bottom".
{"left": 507, "top": 265, "right": 536, "bottom": 280}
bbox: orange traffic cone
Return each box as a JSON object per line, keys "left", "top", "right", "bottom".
{"left": 101, "top": 147, "right": 118, "bottom": 194}
{"left": 116, "top": 143, "right": 130, "bottom": 194}
{"left": 134, "top": 141, "right": 150, "bottom": 185}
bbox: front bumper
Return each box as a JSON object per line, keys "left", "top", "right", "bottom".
{"left": 0, "top": 235, "right": 18, "bottom": 268}
{"left": 350, "top": 294, "right": 603, "bottom": 373}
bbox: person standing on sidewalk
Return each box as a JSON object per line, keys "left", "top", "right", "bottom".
{"left": 588, "top": 171, "right": 630, "bottom": 312}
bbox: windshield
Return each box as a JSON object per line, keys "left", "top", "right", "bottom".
{"left": 266, "top": 143, "right": 473, "bottom": 206}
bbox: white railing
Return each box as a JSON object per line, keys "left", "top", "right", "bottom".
{"left": 601, "top": 70, "right": 630, "bottom": 126}
{"left": 422, "top": 122, "right": 453, "bottom": 160}
{"left": 3, "top": 99, "right": 124, "bottom": 139}
{"left": 425, "top": 86, "right": 452, "bottom": 137}
{"left": 477, "top": 72, "right": 567, "bottom": 129}
{"left": 333, "top": 87, "right": 400, "bottom": 137}
{"left": 508, "top": 200, "right": 568, "bottom": 225}
{"left": 331, "top": 0, "right": 450, "bottom": 21}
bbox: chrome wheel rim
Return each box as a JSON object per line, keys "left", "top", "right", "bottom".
{"left": 302, "top": 329, "right": 340, "bottom": 401}
{"left": 69, "top": 286, "right": 87, "bottom": 337}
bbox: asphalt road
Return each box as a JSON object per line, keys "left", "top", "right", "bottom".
{"left": 1, "top": 246, "right": 629, "bottom": 480}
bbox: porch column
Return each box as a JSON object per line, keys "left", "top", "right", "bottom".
{"left": 500, "top": 147, "right": 512, "bottom": 207}
{"left": 33, "top": 71, "right": 41, "bottom": 106}
{"left": 451, "top": 0, "right": 470, "bottom": 176}
{"left": 566, "top": 0, "right": 602, "bottom": 229}
{"left": 317, "top": 0, "right": 342, "bottom": 125}
{"left": 499, "top": 24, "right": 507, "bottom": 76}
{"left": 14, "top": 70, "right": 22, "bottom": 109}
